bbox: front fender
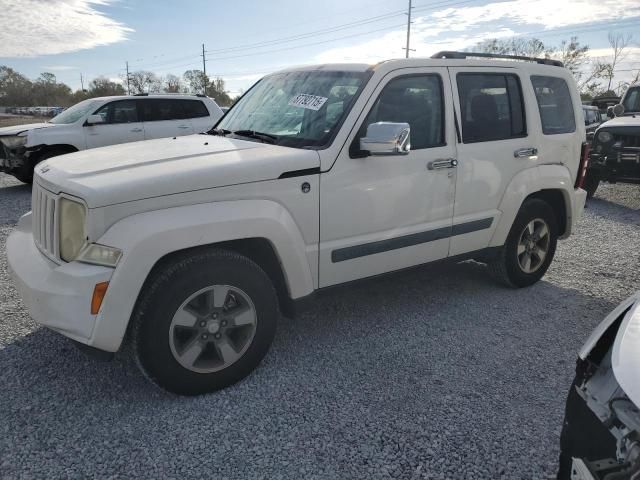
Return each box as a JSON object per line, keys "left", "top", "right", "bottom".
{"left": 489, "top": 164, "right": 581, "bottom": 247}
{"left": 90, "top": 199, "right": 315, "bottom": 352}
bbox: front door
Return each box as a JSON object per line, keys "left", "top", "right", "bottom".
{"left": 318, "top": 68, "right": 458, "bottom": 287}
{"left": 84, "top": 100, "right": 145, "bottom": 149}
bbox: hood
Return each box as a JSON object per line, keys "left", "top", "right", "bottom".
{"left": 598, "top": 115, "right": 640, "bottom": 130}
{"left": 34, "top": 134, "right": 320, "bottom": 208}
{"left": 612, "top": 301, "right": 640, "bottom": 406}
{"left": 0, "top": 122, "right": 55, "bottom": 136}
{"left": 580, "top": 292, "right": 640, "bottom": 360}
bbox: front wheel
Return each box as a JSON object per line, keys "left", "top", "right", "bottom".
{"left": 131, "top": 249, "right": 279, "bottom": 395}
{"left": 489, "top": 198, "right": 558, "bottom": 288}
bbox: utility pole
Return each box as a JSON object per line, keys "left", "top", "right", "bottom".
{"left": 125, "top": 61, "right": 131, "bottom": 95}
{"left": 202, "top": 43, "right": 207, "bottom": 95}
{"left": 80, "top": 73, "right": 84, "bottom": 91}
{"left": 403, "top": 0, "right": 415, "bottom": 58}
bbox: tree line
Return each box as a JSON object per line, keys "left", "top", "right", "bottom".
{"left": 471, "top": 33, "right": 638, "bottom": 100}
{"left": 1, "top": 33, "right": 636, "bottom": 109}
{"left": 0, "top": 67, "right": 236, "bottom": 108}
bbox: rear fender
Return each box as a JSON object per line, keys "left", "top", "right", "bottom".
{"left": 489, "top": 164, "right": 575, "bottom": 246}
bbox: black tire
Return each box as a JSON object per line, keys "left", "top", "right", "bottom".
{"left": 488, "top": 198, "right": 558, "bottom": 288}
{"left": 14, "top": 148, "right": 68, "bottom": 184}
{"left": 583, "top": 170, "right": 600, "bottom": 199}
{"left": 131, "top": 249, "right": 279, "bottom": 395}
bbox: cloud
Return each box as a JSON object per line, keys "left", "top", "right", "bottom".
{"left": 315, "top": 0, "right": 640, "bottom": 63}
{"left": 0, "top": 0, "right": 132, "bottom": 57}
{"left": 42, "top": 65, "right": 78, "bottom": 71}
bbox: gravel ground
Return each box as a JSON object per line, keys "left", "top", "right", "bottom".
{"left": 0, "top": 174, "right": 638, "bottom": 479}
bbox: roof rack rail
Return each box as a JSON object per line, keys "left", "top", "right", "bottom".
{"left": 431, "top": 51, "right": 564, "bottom": 67}
{"left": 195, "top": 93, "right": 207, "bottom": 97}
{"left": 134, "top": 93, "right": 149, "bottom": 96}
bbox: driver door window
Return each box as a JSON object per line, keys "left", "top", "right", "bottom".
{"left": 360, "top": 75, "right": 445, "bottom": 149}
{"left": 85, "top": 100, "right": 145, "bottom": 149}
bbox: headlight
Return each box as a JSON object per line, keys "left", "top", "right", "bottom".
{"left": 77, "top": 243, "right": 122, "bottom": 267}
{"left": 59, "top": 198, "right": 87, "bottom": 262}
{"left": 597, "top": 131, "right": 613, "bottom": 143}
{"left": 0, "top": 135, "right": 27, "bottom": 149}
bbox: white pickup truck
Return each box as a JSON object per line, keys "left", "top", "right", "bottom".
{"left": 7, "top": 52, "right": 588, "bottom": 395}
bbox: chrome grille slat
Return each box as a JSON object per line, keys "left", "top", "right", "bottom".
{"left": 32, "top": 184, "right": 59, "bottom": 260}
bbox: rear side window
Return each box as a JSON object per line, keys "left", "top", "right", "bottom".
{"left": 531, "top": 76, "right": 576, "bottom": 135}
{"left": 141, "top": 99, "right": 182, "bottom": 122}
{"left": 181, "top": 100, "right": 210, "bottom": 118}
{"left": 457, "top": 73, "right": 526, "bottom": 143}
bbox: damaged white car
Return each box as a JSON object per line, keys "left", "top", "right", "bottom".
{"left": 558, "top": 292, "right": 640, "bottom": 479}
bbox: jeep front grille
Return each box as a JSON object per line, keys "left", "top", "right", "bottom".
{"left": 614, "top": 134, "right": 640, "bottom": 148}
{"left": 32, "top": 184, "right": 59, "bottom": 260}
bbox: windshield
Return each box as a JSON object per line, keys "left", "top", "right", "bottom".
{"left": 216, "top": 70, "right": 369, "bottom": 148}
{"left": 622, "top": 87, "right": 639, "bottom": 113}
{"left": 49, "top": 99, "right": 103, "bottom": 125}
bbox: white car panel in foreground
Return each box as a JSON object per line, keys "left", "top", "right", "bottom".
{"left": 559, "top": 292, "right": 640, "bottom": 479}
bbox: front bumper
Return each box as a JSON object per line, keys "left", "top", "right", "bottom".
{"left": 6, "top": 212, "right": 114, "bottom": 346}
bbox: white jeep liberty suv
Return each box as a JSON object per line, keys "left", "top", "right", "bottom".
{"left": 7, "top": 52, "right": 589, "bottom": 395}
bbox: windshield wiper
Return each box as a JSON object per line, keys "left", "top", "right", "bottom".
{"left": 207, "top": 127, "right": 231, "bottom": 136}
{"left": 232, "top": 130, "right": 278, "bottom": 144}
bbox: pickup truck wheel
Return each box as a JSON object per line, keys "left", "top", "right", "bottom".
{"left": 489, "top": 198, "right": 558, "bottom": 288}
{"left": 131, "top": 249, "right": 278, "bottom": 395}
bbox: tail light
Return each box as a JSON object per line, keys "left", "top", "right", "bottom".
{"left": 575, "top": 142, "right": 590, "bottom": 189}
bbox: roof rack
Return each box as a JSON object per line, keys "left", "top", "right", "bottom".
{"left": 134, "top": 93, "right": 149, "bottom": 96}
{"left": 431, "top": 51, "right": 564, "bottom": 67}
{"left": 195, "top": 93, "right": 207, "bottom": 98}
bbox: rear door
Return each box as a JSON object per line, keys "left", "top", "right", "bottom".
{"left": 447, "top": 67, "right": 532, "bottom": 256}
{"left": 141, "top": 99, "right": 194, "bottom": 140}
{"left": 84, "top": 100, "right": 145, "bottom": 149}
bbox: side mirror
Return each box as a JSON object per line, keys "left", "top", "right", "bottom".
{"left": 85, "top": 114, "right": 105, "bottom": 126}
{"left": 606, "top": 106, "right": 615, "bottom": 119}
{"left": 360, "top": 122, "right": 410, "bottom": 156}
{"left": 612, "top": 104, "right": 625, "bottom": 117}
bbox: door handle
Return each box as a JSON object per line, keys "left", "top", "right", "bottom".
{"left": 130, "top": 128, "right": 143, "bottom": 133}
{"left": 514, "top": 147, "right": 538, "bottom": 158}
{"left": 428, "top": 158, "right": 458, "bottom": 170}
{"left": 177, "top": 125, "right": 190, "bottom": 129}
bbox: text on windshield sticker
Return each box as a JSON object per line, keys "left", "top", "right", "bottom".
{"left": 289, "top": 94, "right": 328, "bottom": 111}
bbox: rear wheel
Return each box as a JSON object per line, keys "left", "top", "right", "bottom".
{"left": 132, "top": 249, "right": 279, "bottom": 395}
{"left": 489, "top": 198, "right": 558, "bottom": 288}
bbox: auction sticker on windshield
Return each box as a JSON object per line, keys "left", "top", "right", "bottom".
{"left": 289, "top": 94, "right": 328, "bottom": 111}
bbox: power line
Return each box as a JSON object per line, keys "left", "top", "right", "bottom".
{"left": 205, "top": 22, "right": 407, "bottom": 62}
{"left": 204, "top": 10, "right": 407, "bottom": 56}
